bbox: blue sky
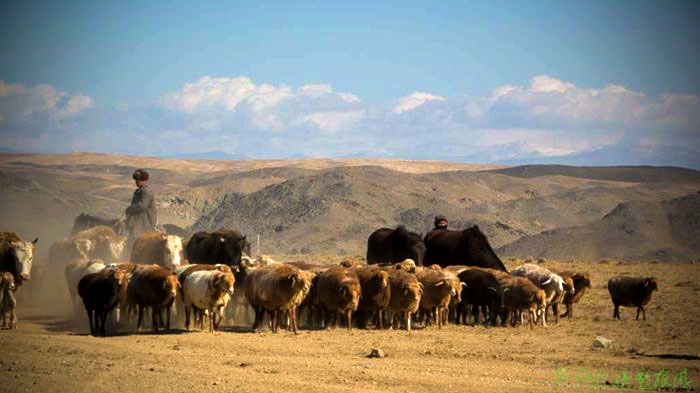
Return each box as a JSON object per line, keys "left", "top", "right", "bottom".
{"left": 1, "top": 1, "right": 699, "bottom": 164}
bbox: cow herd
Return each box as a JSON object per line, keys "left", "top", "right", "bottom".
{"left": 0, "top": 219, "right": 660, "bottom": 336}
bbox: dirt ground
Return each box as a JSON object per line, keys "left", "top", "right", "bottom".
{"left": 2, "top": 260, "right": 699, "bottom": 392}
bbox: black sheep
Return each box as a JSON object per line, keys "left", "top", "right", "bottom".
{"left": 607, "top": 276, "right": 658, "bottom": 321}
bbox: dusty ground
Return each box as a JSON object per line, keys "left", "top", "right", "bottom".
{"left": 2, "top": 260, "right": 699, "bottom": 392}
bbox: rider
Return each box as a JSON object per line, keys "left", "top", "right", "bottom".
{"left": 125, "top": 169, "right": 157, "bottom": 249}
{"left": 433, "top": 215, "right": 448, "bottom": 230}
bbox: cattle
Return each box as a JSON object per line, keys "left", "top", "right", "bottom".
{"left": 0, "top": 232, "right": 38, "bottom": 288}
{"left": 49, "top": 238, "right": 93, "bottom": 270}
{"left": 0, "top": 272, "right": 17, "bottom": 329}
{"left": 367, "top": 226, "right": 426, "bottom": 266}
{"left": 182, "top": 270, "right": 235, "bottom": 332}
{"left": 244, "top": 263, "right": 313, "bottom": 334}
{"left": 160, "top": 223, "right": 189, "bottom": 239}
{"left": 71, "top": 213, "right": 121, "bottom": 236}
{"left": 423, "top": 226, "right": 508, "bottom": 271}
{"left": 499, "top": 276, "right": 547, "bottom": 329}
{"left": 511, "top": 263, "right": 574, "bottom": 325}
{"left": 73, "top": 226, "right": 126, "bottom": 262}
{"left": 78, "top": 268, "right": 129, "bottom": 336}
{"left": 130, "top": 231, "right": 184, "bottom": 271}
{"left": 185, "top": 229, "right": 251, "bottom": 269}
{"left": 65, "top": 258, "right": 109, "bottom": 314}
{"left": 316, "top": 266, "right": 361, "bottom": 331}
{"left": 607, "top": 276, "right": 658, "bottom": 321}
{"left": 386, "top": 269, "right": 423, "bottom": 332}
{"left": 351, "top": 265, "right": 390, "bottom": 329}
{"left": 557, "top": 271, "right": 592, "bottom": 318}
{"left": 127, "top": 265, "right": 180, "bottom": 332}
{"left": 457, "top": 268, "right": 503, "bottom": 326}
{"left": 416, "top": 268, "right": 461, "bottom": 328}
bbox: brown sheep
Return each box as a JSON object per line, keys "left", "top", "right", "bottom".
{"left": 351, "top": 265, "right": 390, "bottom": 329}
{"left": 607, "top": 276, "right": 658, "bottom": 321}
{"left": 244, "top": 263, "right": 313, "bottom": 334}
{"left": 0, "top": 272, "right": 17, "bottom": 329}
{"left": 77, "top": 268, "right": 129, "bottom": 336}
{"left": 127, "top": 265, "right": 180, "bottom": 332}
{"left": 386, "top": 269, "right": 423, "bottom": 332}
{"left": 557, "top": 271, "right": 592, "bottom": 318}
{"left": 316, "top": 266, "right": 361, "bottom": 331}
{"left": 512, "top": 263, "right": 574, "bottom": 325}
{"left": 416, "top": 269, "right": 460, "bottom": 328}
{"left": 499, "top": 276, "right": 547, "bottom": 329}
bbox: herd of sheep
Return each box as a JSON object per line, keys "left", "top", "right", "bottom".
{"left": 0, "top": 220, "right": 660, "bottom": 336}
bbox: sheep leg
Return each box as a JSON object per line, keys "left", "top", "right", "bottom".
{"left": 378, "top": 310, "right": 384, "bottom": 330}
{"left": 346, "top": 310, "right": 353, "bottom": 332}
{"left": 405, "top": 311, "right": 412, "bottom": 333}
{"left": 209, "top": 309, "right": 215, "bottom": 333}
{"left": 165, "top": 307, "right": 171, "bottom": 331}
{"left": 99, "top": 311, "right": 108, "bottom": 336}
{"left": 137, "top": 305, "right": 144, "bottom": 332}
{"left": 152, "top": 308, "right": 159, "bottom": 333}
{"left": 10, "top": 307, "right": 17, "bottom": 329}
{"left": 251, "top": 306, "right": 262, "bottom": 332}
{"left": 552, "top": 303, "right": 559, "bottom": 324}
{"left": 185, "top": 306, "right": 191, "bottom": 331}
{"left": 290, "top": 308, "right": 298, "bottom": 335}
{"left": 86, "top": 309, "right": 94, "bottom": 336}
{"left": 613, "top": 304, "right": 620, "bottom": 319}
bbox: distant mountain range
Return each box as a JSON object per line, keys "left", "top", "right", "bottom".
{"left": 493, "top": 144, "right": 700, "bottom": 170}
{"left": 2, "top": 143, "right": 699, "bottom": 169}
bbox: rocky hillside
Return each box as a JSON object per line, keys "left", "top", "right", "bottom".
{"left": 497, "top": 192, "right": 700, "bottom": 262}
{"left": 2, "top": 152, "right": 699, "bottom": 262}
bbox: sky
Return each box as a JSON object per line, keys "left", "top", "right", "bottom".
{"left": 0, "top": 0, "right": 699, "bottom": 164}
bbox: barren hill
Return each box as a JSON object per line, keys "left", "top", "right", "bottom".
{"left": 497, "top": 192, "right": 700, "bottom": 262}
{"left": 2, "top": 153, "right": 699, "bottom": 262}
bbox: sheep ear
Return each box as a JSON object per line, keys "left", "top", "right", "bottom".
{"left": 644, "top": 279, "right": 649, "bottom": 287}
{"left": 32, "top": 237, "right": 39, "bottom": 245}
{"left": 542, "top": 277, "right": 552, "bottom": 285}
{"left": 503, "top": 288, "right": 510, "bottom": 293}
{"left": 435, "top": 281, "right": 444, "bottom": 287}
{"left": 461, "top": 282, "right": 468, "bottom": 287}
{"left": 487, "top": 286, "right": 497, "bottom": 293}
{"left": 404, "top": 289, "right": 408, "bottom": 296}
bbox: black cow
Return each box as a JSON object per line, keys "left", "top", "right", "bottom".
{"left": 71, "top": 213, "right": 121, "bottom": 235}
{"left": 423, "top": 226, "right": 507, "bottom": 272}
{"left": 185, "top": 229, "right": 251, "bottom": 268}
{"left": 366, "top": 226, "right": 426, "bottom": 266}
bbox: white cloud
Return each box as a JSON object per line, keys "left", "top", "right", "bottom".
{"left": 529, "top": 75, "right": 576, "bottom": 93}
{"left": 297, "top": 110, "right": 365, "bottom": 132}
{"left": 482, "top": 74, "right": 699, "bottom": 131}
{"left": 393, "top": 92, "right": 445, "bottom": 113}
{"left": 1, "top": 75, "right": 698, "bottom": 164}
{"left": 0, "top": 81, "right": 93, "bottom": 126}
